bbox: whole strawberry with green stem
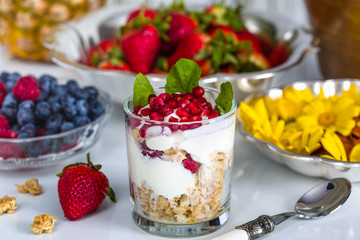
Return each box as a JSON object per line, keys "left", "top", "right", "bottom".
{"left": 57, "top": 153, "right": 116, "bottom": 220}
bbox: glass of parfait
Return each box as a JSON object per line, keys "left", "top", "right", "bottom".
{"left": 123, "top": 60, "right": 236, "bottom": 237}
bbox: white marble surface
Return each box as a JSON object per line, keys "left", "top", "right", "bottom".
{"left": 0, "top": 2, "right": 359, "bottom": 239}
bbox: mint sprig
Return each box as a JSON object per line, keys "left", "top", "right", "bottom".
{"left": 215, "top": 82, "right": 233, "bottom": 115}
{"left": 165, "top": 58, "right": 201, "bottom": 95}
{"left": 133, "top": 73, "right": 155, "bottom": 107}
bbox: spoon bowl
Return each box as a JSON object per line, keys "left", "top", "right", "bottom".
{"left": 212, "top": 178, "right": 351, "bottom": 240}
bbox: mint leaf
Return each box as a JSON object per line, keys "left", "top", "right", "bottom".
{"left": 133, "top": 73, "right": 155, "bottom": 107}
{"left": 215, "top": 82, "right": 234, "bottom": 115}
{"left": 165, "top": 58, "right": 201, "bottom": 94}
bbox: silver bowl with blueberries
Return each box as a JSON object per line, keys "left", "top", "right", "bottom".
{"left": 0, "top": 72, "right": 112, "bottom": 170}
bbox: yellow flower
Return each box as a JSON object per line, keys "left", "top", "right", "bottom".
{"left": 281, "top": 127, "right": 323, "bottom": 155}
{"left": 342, "top": 84, "right": 360, "bottom": 106}
{"left": 239, "top": 99, "right": 269, "bottom": 134}
{"left": 296, "top": 96, "right": 359, "bottom": 136}
{"left": 320, "top": 131, "right": 347, "bottom": 161}
{"left": 350, "top": 144, "right": 360, "bottom": 162}
{"left": 264, "top": 87, "right": 314, "bottom": 121}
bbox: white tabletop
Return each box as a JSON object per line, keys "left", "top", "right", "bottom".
{"left": 0, "top": 35, "right": 359, "bottom": 240}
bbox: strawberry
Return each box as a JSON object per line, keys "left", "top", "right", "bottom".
{"left": 237, "top": 30, "right": 262, "bottom": 53}
{"left": 268, "top": 42, "right": 291, "bottom": 67}
{"left": 205, "top": 4, "right": 244, "bottom": 31}
{"left": 168, "top": 32, "right": 211, "bottom": 69}
{"left": 57, "top": 153, "right": 116, "bottom": 220}
{"left": 98, "top": 59, "right": 131, "bottom": 71}
{"left": 161, "top": 13, "right": 198, "bottom": 55}
{"left": 238, "top": 51, "right": 270, "bottom": 72}
{"left": 88, "top": 39, "right": 123, "bottom": 67}
{"left": 208, "top": 25, "right": 239, "bottom": 42}
{"left": 126, "top": 8, "right": 158, "bottom": 24}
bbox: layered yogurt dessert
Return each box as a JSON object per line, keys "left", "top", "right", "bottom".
{"left": 124, "top": 59, "right": 236, "bottom": 228}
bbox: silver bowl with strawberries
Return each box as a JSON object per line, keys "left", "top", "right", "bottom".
{"left": 43, "top": 4, "right": 317, "bottom": 103}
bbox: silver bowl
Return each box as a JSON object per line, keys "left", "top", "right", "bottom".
{"left": 0, "top": 90, "right": 112, "bottom": 171}
{"left": 237, "top": 79, "right": 360, "bottom": 182}
{"left": 43, "top": 6, "right": 318, "bottom": 103}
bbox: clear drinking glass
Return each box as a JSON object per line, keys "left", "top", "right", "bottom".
{"left": 123, "top": 87, "right": 236, "bottom": 237}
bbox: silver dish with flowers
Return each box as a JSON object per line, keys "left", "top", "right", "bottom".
{"left": 237, "top": 79, "right": 360, "bottom": 182}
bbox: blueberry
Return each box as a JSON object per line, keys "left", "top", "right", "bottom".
{"left": 20, "top": 123, "right": 37, "bottom": 137}
{"left": 41, "top": 130, "right": 61, "bottom": 154}
{"left": 50, "top": 101, "right": 62, "bottom": 113}
{"left": 84, "top": 86, "right": 99, "bottom": 98}
{"left": 4, "top": 73, "right": 21, "bottom": 92}
{"left": 64, "top": 104, "right": 77, "bottom": 120}
{"left": 38, "top": 74, "right": 57, "bottom": 94}
{"left": 18, "top": 100, "right": 34, "bottom": 110}
{"left": 0, "top": 72, "right": 9, "bottom": 82}
{"left": 12, "top": 124, "right": 21, "bottom": 133}
{"left": 76, "top": 99, "right": 89, "bottom": 116}
{"left": 35, "top": 101, "right": 52, "bottom": 120}
{"left": 1, "top": 105, "right": 17, "bottom": 121}
{"left": 60, "top": 94, "right": 76, "bottom": 108}
{"left": 74, "top": 88, "right": 89, "bottom": 100}
{"left": 48, "top": 95, "right": 60, "bottom": 103}
{"left": 45, "top": 113, "right": 65, "bottom": 131}
{"left": 61, "top": 122, "right": 76, "bottom": 144}
{"left": 65, "top": 80, "right": 80, "bottom": 95}
{"left": 52, "top": 85, "right": 67, "bottom": 96}
{"left": 17, "top": 132, "right": 42, "bottom": 158}
{"left": 37, "top": 90, "right": 49, "bottom": 102}
{"left": 17, "top": 107, "right": 35, "bottom": 126}
{"left": 2, "top": 93, "right": 18, "bottom": 107}
{"left": 73, "top": 116, "right": 91, "bottom": 127}
{"left": 89, "top": 101, "right": 105, "bottom": 120}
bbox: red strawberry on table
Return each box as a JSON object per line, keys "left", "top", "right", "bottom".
{"left": 161, "top": 13, "right": 198, "bottom": 55}
{"left": 120, "top": 24, "right": 162, "bottom": 74}
{"left": 57, "top": 153, "right": 116, "bottom": 220}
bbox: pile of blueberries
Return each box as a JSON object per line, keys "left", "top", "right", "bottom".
{"left": 0, "top": 72, "right": 106, "bottom": 158}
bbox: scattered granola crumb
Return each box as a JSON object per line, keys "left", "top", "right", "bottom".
{"left": 30, "top": 214, "right": 57, "bottom": 235}
{"left": 15, "top": 178, "right": 42, "bottom": 195}
{"left": 0, "top": 195, "right": 17, "bottom": 214}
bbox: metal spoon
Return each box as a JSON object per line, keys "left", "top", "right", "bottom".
{"left": 212, "top": 178, "right": 351, "bottom": 240}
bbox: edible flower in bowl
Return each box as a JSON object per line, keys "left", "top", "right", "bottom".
{"left": 237, "top": 79, "right": 360, "bottom": 182}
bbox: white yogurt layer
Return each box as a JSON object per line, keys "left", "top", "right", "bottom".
{"left": 127, "top": 115, "right": 236, "bottom": 199}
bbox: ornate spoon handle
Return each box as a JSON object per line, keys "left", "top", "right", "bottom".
{"left": 212, "top": 213, "right": 294, "bottom": 240}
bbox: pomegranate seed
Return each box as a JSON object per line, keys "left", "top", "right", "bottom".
{"left": 192, "top": 86, "right": 205, "bottom": 97}
{"left": 190, "top": 115, "right": 202, "bottom": 122}
{"left": 176, "top": 108, "right": 190, "bottom": 118}
{"left": 187, "top": 102, "right": 201, "bottom": 115}
{"left": 182, "top": 154, "right": 199, "bottom": 173}
{"left": 180, "top": 116, "right": 190, "bottom": 122}
{"left": 167, "top": 99, "right": 177, "bottom": 108}
{"left": 133, "top": 105, "right": 142, "bottom": 115}
{"left": 177, "top": 98, "right": 190, "bottom": 108}
{"left": 160, "top": 104, "right": 174, "bottom": 117}
{"left": 154, "top": 96, "right": 165, "bottom": 106}
{"left": 159, "top": 93, "right": 170, "bottom": 101}
{"left": 201, "top": 108, "right": 211, "bottom": 116}
{"left": 196, "top": 96, "right": 207, "bottom": 103}
{"left": 149, "top": 101, "right": 161, "bottom": 110}
{"left": 148, "top": 94, "right": 157, "bottom": 104}
{"left": 203, "top": 102, "right": 212, "bottom": 109}
{"left": 183, "top": 93, "right": 194, "bottom": 100}
{"left": 150, "top": 111, "right": 164, "bottom": 121}
{"left": 169, "top": 116, "right": 179, "bottom": 122}
{"left": 208, "top": 109, "right": 219, "bottom": 119}
{"left": 140, "top": 108, "right": 150, "bottom": 116}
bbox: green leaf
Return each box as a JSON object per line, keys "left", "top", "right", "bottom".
{"left": 133, "top": 73, "right": 155, "bottom": 107}
{"left": 165, "top": 58, "right": 201, "bottom": 94}
{"left": 107, "top": 186, "right": 117, "bottom": 203}
{"left": 215, "top": 82, "right": 234, "bottom": 115}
